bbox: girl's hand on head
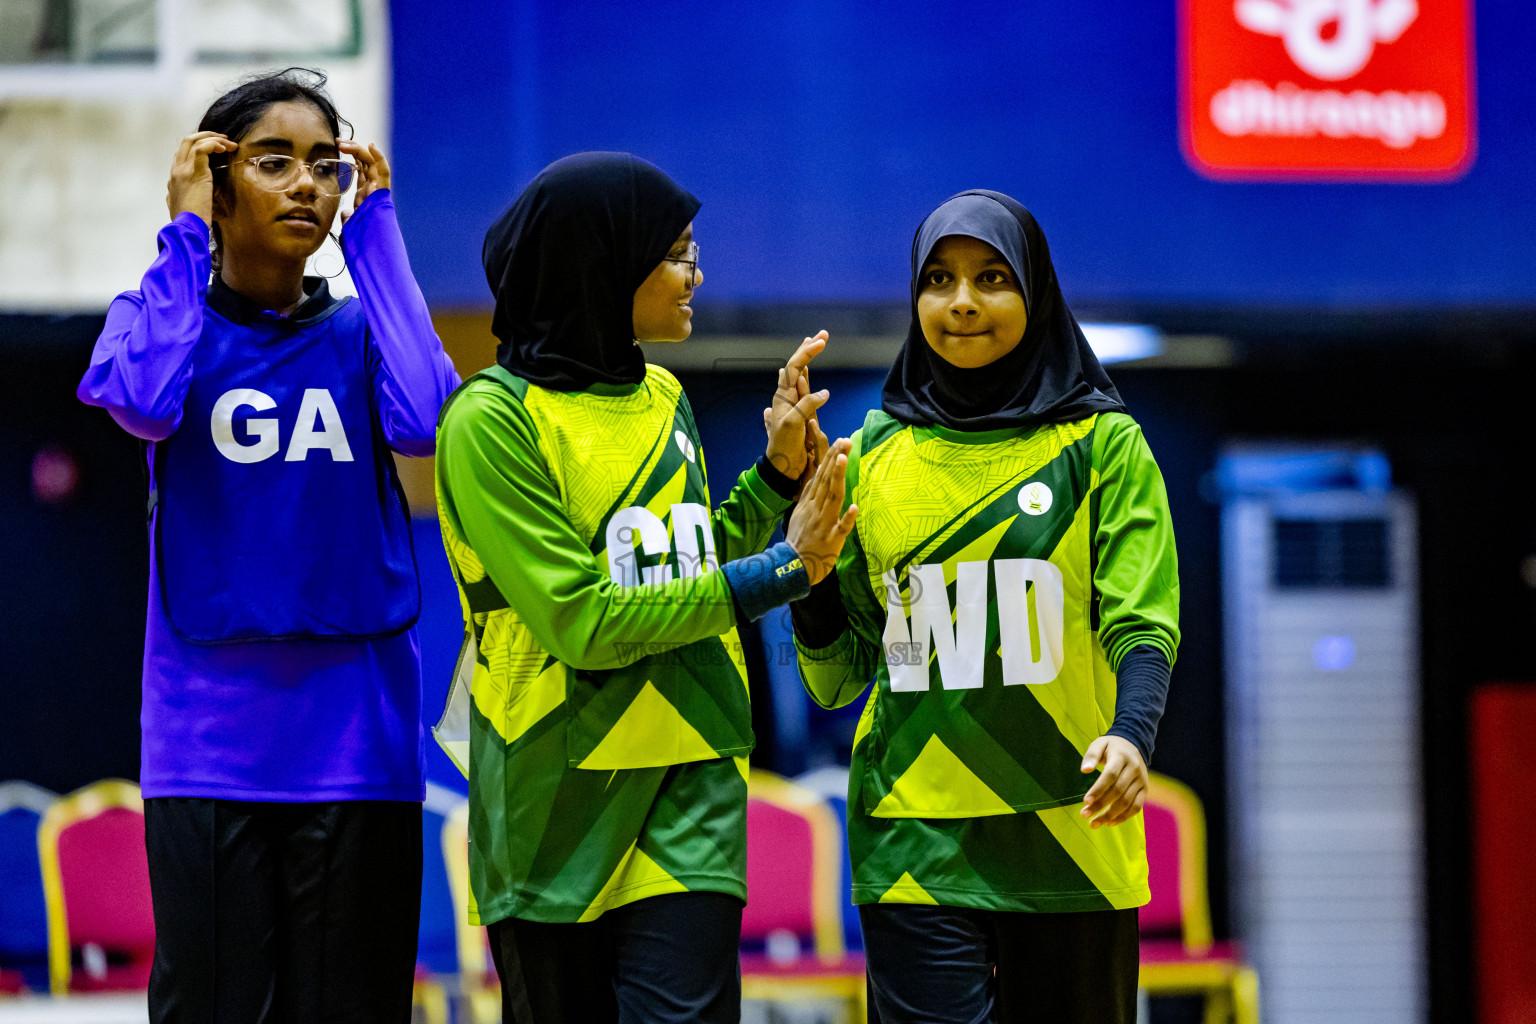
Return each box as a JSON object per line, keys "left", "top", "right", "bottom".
{"left": 764, "top": 331, "right": 829, "bottom": 482}
{"left": 785, "top": 437, "right": 858, "bottom": 585}
{"left": 339, "top": 142, "right": 390, "bottom": 216}
{"left": 166, "top": 132, "right": 237, "bottom": 228}
{"left": 1079, "top": 735, "right": 1149, "bottom": 829}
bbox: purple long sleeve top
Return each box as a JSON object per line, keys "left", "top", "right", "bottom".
{"left": 78, "top": 190, "right": 461, "bottom": 801}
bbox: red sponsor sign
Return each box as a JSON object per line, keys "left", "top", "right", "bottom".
{"left": 1181, "top": 0, "right": 1476, "bottom": 180}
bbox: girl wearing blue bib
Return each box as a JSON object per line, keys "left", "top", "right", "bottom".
{"left": 78, "top": 69, "right": 460, "bottom": 1022}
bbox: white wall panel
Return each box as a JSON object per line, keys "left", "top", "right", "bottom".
{"left": 0, "top": 0, "right": 388, "bottom": 311}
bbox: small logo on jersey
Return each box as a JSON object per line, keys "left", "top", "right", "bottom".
{"left": 675, "top": 430, "right": 696, "bottom": 463}
{"left": 1018, "top": 482, "right": 1053, "bottom": 516}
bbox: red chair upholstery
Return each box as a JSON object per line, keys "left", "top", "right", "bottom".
{"left": 37, "top": 780, "right": 155, "bottom": 994}
{"left": 741, "top": 770, "right": 865, "bottom": 1020}
{"left": 1142, "top": 799, "right": 1186, "bottom": 938}
{"left": 1140, "top": 772, "right": 1259, "bottom": 1024}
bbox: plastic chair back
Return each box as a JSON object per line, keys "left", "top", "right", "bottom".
{"left": 1141, "top": 799, "right": 1184, "bottom": 937}
{"left": 744, "top": 799, "right": 817, "bottom": 940}
{"left": 38, "top": 780, "right": 154, "bottom": 994}
{"left": 744, "top": 771, "right": 844, "bottom": 962}
{"left": 1142, "top": 772, "right": 1214, "bottom": 954}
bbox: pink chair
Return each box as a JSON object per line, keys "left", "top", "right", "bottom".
{"left": 36, "top": 780, "right": 155, "bottom": 994}
{"left": 1139, "top": 772, "right": 1259, "bottom": 1024}
{"left": 741, "top": 771, "right": 865, "bottom": 1020}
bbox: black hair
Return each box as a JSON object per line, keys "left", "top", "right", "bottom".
{"left": 198, "top": 67, "right": 352, "bottom": 269}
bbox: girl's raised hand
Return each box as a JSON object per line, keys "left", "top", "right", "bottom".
{"left": 764, "top": 331, "right": 830, "bottom": 483}
{"left": 802, "top": 417, "right": 830, "bottom": 489}
{"left": 785, "top": 437, "right": 858, "bottom": 585}
{"left": 166, "top": 131, "right": 237, "bottom": 227}
{"left": 339, "top": 141, "right": 391, "bottom": 214}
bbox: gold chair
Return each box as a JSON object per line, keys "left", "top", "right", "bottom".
{"left": 1139, "top": 771, "right": 1260, "bottom": 1024}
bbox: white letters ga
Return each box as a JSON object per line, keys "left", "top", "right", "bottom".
{"left": 883, "top": 559, "right": 1066, "bottom": 692}
{"left": 606, "top": 504, "right": 717, "bottom": 587}
{"left": 210, "top": 388, "right": 355, "bottom": 464}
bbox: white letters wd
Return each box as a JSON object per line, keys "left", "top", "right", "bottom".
{"left": 285, "top": 389, "right": 354, "bottom": 462}
{"left": 210, "top": 388, "right": 354, "bottom": 463}
{"left": 606, "top": 503, "right": 713, "bottom": 587}
{"left": 884, "top": 558, "right": 1066, "bottom": 692}
{"left": 210, "top": 388, "right": 279, "bottom": 463}
{"left": 993, "top": 558, "right": 1066, "bottom": 686}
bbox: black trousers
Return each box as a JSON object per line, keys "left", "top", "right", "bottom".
{"left": 143, "top": 798, "right": 423, "bottom": 1024}
{"left": 488, "top": 891, "right": 744, "bottom": 1024}
{"left": 859, "top": 904, "right": 1140, "bottom": 1024}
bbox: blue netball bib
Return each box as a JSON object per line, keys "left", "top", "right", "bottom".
{"left": 154, "top": 278, "right": 419, "bottom": 644}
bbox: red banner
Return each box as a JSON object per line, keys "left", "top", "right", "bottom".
{"left": 1181, "top": 0, "right": 1475, "bottom": 180}
{"left": 1471, "top": 684, "right": 1536, "bottom": 1024}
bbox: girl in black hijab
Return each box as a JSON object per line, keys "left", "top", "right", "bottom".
{"left": 481, "top": 151, "right": 694, "bottom": 389}
{"left": 435, "top": 152, "right": 857, "bottom": 1024}
{"left": 881, "top": 189, "right": 1126, "bottom": 430}
{"left": 793, "top": 190, "right": 1180, "bottom": 1024}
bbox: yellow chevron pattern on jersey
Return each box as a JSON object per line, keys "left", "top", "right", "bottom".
{"left": 855, "top": 417, "right": 1096, "bottom": 607}
{"left": 578, "top": 681, "right": 721, "bottom": 769}
{"left": 438, "top": 365, "right": 754, "bottom": 780}
{"left": 872, "top": 735, "right": 1014, "bottom": 816}
{"left": 438, "top": 521, "right": 563, "bottom": 748}
{"left": 851, "top": 415, "right": 1106, "bottom": 819}
{"left": 798, "top": 410, "right": 1177, "bottom": 914}
{"left": 578, "top": 842, "right": 689, "bottom": 923}
{"left": 521, "top": 373, "right": 681, "bottom": 545}
{"left": 434, "top": 362, "right": 799, "bottom": 925}
{"left": 836, "top": 412, "right": 1148, "bottom": 913}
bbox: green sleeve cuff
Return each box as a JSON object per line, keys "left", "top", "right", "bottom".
{"left": 796, "top": 626, "right": 859, "bottom": 663}
{"left": 739, "top": 460, "right": 796, "bottom": 516}
{"left": 1107, "top": 630, "right": 1178, "bottom": 672}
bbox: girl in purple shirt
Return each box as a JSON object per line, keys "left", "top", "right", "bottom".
{"left": 78, "top": 68, "right": 459, "bottom": 1023}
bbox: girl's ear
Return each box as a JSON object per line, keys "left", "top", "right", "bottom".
{"left": 211, "top": 180, "right": 232, "bottom": 222}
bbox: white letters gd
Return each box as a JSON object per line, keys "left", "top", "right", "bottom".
{"left": 606, "top": 504, "right": 717, "bottom": 587}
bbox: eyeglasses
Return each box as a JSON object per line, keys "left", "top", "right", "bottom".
{"left": 663, "top": 242, "right": 699, "bottom": 281}
{"left": 232, "top": 155, "right": 356, "bottom": 196}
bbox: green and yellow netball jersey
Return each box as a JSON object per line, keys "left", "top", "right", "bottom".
{"left": 435, "top": 363, "right": 793, "bottom": 925}
{"left": 797, "top": 409, "right": 1179, "bottom": 913}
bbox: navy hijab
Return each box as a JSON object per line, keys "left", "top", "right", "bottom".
{"left": 483, "top": 152, "right": 701, "bottom": 390}
{"left": 881, "top": 190, "right": 1125, "bottom": 431}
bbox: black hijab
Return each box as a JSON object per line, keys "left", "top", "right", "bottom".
{"left": 881, "top": 190, "right": 1126, "bottom": 431}
{"left": 482, "top": 152, "right": 701, "bottom": 390}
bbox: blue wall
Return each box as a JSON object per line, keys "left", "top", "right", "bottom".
{"left": 390, "top": 0, "right": 1536, "bottom": 311}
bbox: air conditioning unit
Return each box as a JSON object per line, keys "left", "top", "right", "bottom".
{"left": 1220, "top": 446, "right": 1424, "bottom": 1024}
